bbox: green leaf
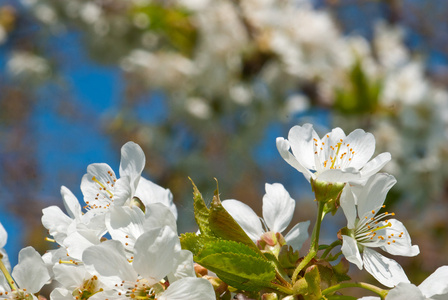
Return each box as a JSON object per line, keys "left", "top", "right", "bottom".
{"left": 180, "top": 232, "right": 207, "bottom": 255}
{"left": 197, "top": 239, "right": 260, "bottom": 259}
{"left": 208, "top": 182, "right": 262, "bottom": 254}
{"left": 196, "top": 252, "right": 276, "bottom": 292}
{"left": 189, "top": 178, "right": 214, "bottom": 237}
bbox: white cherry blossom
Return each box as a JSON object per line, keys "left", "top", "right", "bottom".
{"left": 105, "top": 203, "right": 177, "bottom": 257}
{"left": 340, "top": 173, "right": 419, "bottom": 287}
{"left": 0, "top": 247, "right": 50, "bottom": 300}
{"left": 276, "top": 123, "right": 391, "bottom": 183}
{"left": 222, "top": 183, "right": 310, "bottom": 252}
{"left": 83, "top": 227, "right": 215, "bottom": 299}
{"left": 81, "top": 141, "right": 145, "bottom": 212}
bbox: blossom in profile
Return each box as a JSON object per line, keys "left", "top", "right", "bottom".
{"left": 276, "top": 123, "right": 391, "bottom": 183}
{"left": 340, "top": 173, "right": 419, "bottom": 287}
{"left": 360, "top": 266, "right": 448, "bottom": 300}
{"left": 222, "top": 183, "right": 310, "bottom": 253}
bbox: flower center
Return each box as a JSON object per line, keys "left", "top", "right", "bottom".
{"left": 72, "top": 275, "right": 103, "bottom": 300}
{"left": 83, "top": 172, "right": 117, "bottom": 211}
{"left": 313, "top": 137, "right": 356, "bottom": 171}
{"left": 354, "top": 205, "right": 402, "bottom": 246}
{"left": 0, "top": 289, "right": 34, "bottom": 300}
{"left": 115, "top": 279, "right": 164, "bottom": 299}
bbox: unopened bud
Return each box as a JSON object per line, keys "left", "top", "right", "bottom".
{"left": 194, "top": 263, "right": 208, "bottom": 277}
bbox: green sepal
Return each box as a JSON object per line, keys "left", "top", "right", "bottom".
{"left": 304, "top": 265, "right": 322, "bottom": 299}
{"left": 278, "top": 245, "right": 300, "bottom": 271}
{"left": 189, "top": 178, "right": 214, "bottom": 237}
{"left": 311, "top": 178, "right": 345, "bottom": 215}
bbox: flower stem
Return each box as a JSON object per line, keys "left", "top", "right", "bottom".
{"left": 322, "top": 282, "right": 388, "bottom": 299}
{"left": 291, "top": 201, "right": 326, "bottom": 283}
{"left": 0, "top": 256, "right": 18, "bottom": 291}
{"left": 321, "top": 240, "right": 342, "bottom": 259}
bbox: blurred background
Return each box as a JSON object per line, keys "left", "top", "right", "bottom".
{"left": 1, "top": 0, "right": 448, "bottom": 290}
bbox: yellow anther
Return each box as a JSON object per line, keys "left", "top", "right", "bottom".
{"left": 92, "top": 176, "right": 114, "bottom": 198}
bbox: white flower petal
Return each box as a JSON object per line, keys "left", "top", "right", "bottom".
{"left": 12, "top": 246, "right": 50, "bottom": 293}
{"left": 288, "top": 124, "right": 320, "bottom": 171}
{"left": 119, "top": 141, "right": 145, "bottom": 191}
{"left": 317, "top": 169, "right": 361, "bottom": 183}
{"left": 168, "top": 250, "right": 196, "bottom": 282}
{"left": 0, "top": 222, "right": 7, "bottom": 248}
{"left": 386, "top": 283, "right": 423, "bottom": 300}
{"left": 360, "top": 152, "right": 392, "bottom": 179}
{"left": 135, "top": 177, "right": 178, "bottom": 219}
{"left": 381, "top": 219, "right": 419, "bottom": 257}
{"left": 418, "top": 266, "right": 448, "bottom": 298}
{"left": 60, "top": 186, "right": 82, "bottom": 220}
{"left": 106, "top": 206, "right": 146, "bottom": 253}
{"left": 276, "top": 137, "right": 312, "bottom": 181}
{"left": 159, "top": 277, "right": 215, "bottom": 300}
{"left": 326, "top": 127, "right": 347, "bottom": 163}
{"left": 357, "top": 173, "right": 397, "bottom": 220}
{"left": 362, "top": 248, "right": 410, "bottom": 288}
{"left": 144, "top": 203, "right": 178, "bottom": 234}
{"left": 50, "top": 287, "right": 76, "bottom": 300}
{"left": 64, "top": 226, "right": 102, "bottom": 260}
{"left": 133, "top": 226, "right": 179, "bottom": 283}
{"left": 340, "top": 185, "right": 357, "bottom": 229}
{"left": 262, "top": 183, "right": 295, "bottom": 233}
{"left": 83, "top": 240, "right": 137, "bottom": 288}
{"left": 41, "top": 206, "right": 72, "bottom": 243}
{"left": 53, "top": 263, "right": 88, "bottom": 289}
{"left": 221, "top": 200, "right": 264, "bottom": 242}
{"left": 343, "top": 129, "right": 375, "bottom": 170}
{"left": 112, "top": 176, "right": 133, "bottom": 206}
{"left": 341, "top": 235, "right": 363, "bottom": 270}
{"left": 284, "top": 221, "right": 310, "bottom": 251}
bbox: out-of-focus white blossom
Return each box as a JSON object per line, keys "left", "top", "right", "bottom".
{"left": 7, "top": 51, "right": 50, "bottom": 78}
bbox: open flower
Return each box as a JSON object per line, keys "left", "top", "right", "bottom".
{"left": 340, "top": 173, "right": 419, "bottom": 287}
{"left": 0, "top": 247, "right": 50, "bottom": 300}
{"left": 276, "top": 124, "right": 391, "bottom": 183}
{"left": 222, "top": 183, "right": 310, "bottom": 253}
{"left": 83, "top": 226, "right": 215, "bottom": 299}
{"left": 81, "top": 141, "right": 146, "bottom": 212}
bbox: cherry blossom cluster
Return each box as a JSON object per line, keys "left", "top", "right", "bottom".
{"left": 0, "top": 125, "right": 448, "bottom": 299}
{"left": 0, "top": 142, "right": 215, "bottom": 299}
